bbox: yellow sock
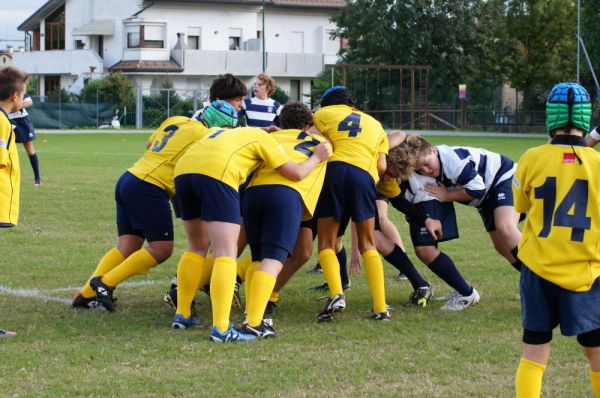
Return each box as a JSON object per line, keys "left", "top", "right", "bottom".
{"left": 101, "top": 248, "right": 158, "bottom": 287}
{"left": 591, "top": 369, "right": 600, "bottom": 397}
{"left": 176, "top": 251, "right": 205, "bottom": 318}
{"left": 80, "top": 247, "right": 125, "bottom": 298}
{"left": 210, "top": 256, "right": 237, "bottom": 332}
{"left": 236, "top": 255, "right": 253, "bottom": 281}
{"left": 269, "top": 291, "right": 280, "bottom": 303}
{"left": 246, "top": 270, "right": 276, "bottom": 327}
{"left": 244, "top": 261, "right": 259, "bottom": 313}
{"left": 196, "top": 255, "right": 215, "bottom": 292}
{"left": 319, "top": 249, "right": 343, "bottom": 297}
{"left": 515, "top": 357, "right": 546, "bottom": 398}
{"left": 362, "top": 249, "right": 387, "bottom": 313}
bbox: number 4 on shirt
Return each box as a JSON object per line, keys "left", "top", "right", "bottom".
{"left": 338, "top": 113, "right": 362, "bottom": 137}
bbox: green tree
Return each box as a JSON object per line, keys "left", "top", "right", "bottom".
{"left": 331, "top": 0, "right": 508, "bottom": 106}
{"left": 504, "top": 0, "right": 576, "bottom": 123}
{"left": 97, "top": 72, "right": 135, "bottom": 111}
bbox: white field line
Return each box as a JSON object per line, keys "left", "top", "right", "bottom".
{"left": 37, "top": 150, "right": 138, "bottom": 157}
{"left": 0, "top": 279, "right": 161, "bottom": 305}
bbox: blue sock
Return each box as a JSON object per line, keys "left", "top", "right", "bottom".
{"left": 427, "top": 252, "right": 472, "bottom": 296}
{"left": 336, "top": 246, "right": 349, "bottom": 287}
{"left": 28, "top": 153, "right": 41, "bottom": 182}
{"left": 383, "top": 245, "right": 428, "bottom": 290}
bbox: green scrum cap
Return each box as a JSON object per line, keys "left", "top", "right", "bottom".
{"left": 546, "top": 82, "right": 592, "bottom": 135}
{"left": 202, "top": 100, "right": 238, "bottom": 128}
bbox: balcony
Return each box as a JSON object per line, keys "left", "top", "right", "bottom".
{"left": 172, "top": 49, "right": 334, "bottom": 77}
{"left": 13, "top": 49, "right": 104, "bottom": 75}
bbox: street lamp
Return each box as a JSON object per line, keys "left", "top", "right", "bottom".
{"left": 262, "top": 0, "right": 266, "bottom": 72}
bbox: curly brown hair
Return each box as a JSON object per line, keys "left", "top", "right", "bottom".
{"left": 279, "top": 101, "right": 313, "bottom": 129}
{"left": 257, "top": 73, "right": 277, "bottom": 97}
{"left": 387, "top": 134, "right": 433, "bottom": 180}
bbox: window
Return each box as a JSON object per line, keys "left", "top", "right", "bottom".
{"left": 229, "top": 28, "right": 242, "bottom": 51}
{"left": 126, "top": 24, "right": 165, "bottom": 49}
{"left": 187, "top": 35, "right": 199, "bottom": 49}
{"left": 290, "top": 80, "right": 301, "bottom": 101}
{"left": 44, "top": 5, "right": 65, "bottom": 50}
{"left": 188, "top": 27, "right": 201, "bottom": 50}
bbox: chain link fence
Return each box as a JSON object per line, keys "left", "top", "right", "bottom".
{"left": 28, "top": 87, "right": 209, "bottom": 129}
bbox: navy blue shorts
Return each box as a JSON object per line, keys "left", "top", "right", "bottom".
{"left": 175, "top": 174, "right": 241, "bottom": 224}
{"left": 520, "top": 266, "right": 600, "bottom": 336}
{"left": 407, "top": 200, "right": 458, "bottom": 247}
{"left": 115, "top": 171, "right": 173, "bottom": 242}
{"left": 12, "top": 117, "right": 35, "bottom": 143}
{"left": 477, "top": 178, "right": 515, "bottom": 232}
{"left": 243, "top": 185, "right": 303, "bottom": 262}
{"left": 316, "top": 162, "right": 376, "bottom": 223}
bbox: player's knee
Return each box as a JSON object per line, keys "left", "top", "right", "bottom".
{"left": 523, "top": 329, "right": 552, "bottom": 345}
{"left": 415, "top": 246, "right": 437, "bottom": 265}
{"left": 577, "top": 328, "right": 600, "bottom": 348}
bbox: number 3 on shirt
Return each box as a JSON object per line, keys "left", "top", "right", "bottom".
{"left": 152, "top": 125, "right": 179, "bottom": 152}
{"left": 338, "top": 113, "right": 362, "bottom": 137}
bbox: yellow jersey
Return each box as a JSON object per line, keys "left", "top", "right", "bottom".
{"left": 128, "top": 116, "right": 208, "bottom": 196}
{"left": 0, "top": 110, "right": 19, "bottom": 226}
{"left": 376, "top": 178, "right": 401, "bottom": 199}
{"left": 314, "top": 104, "right": 388, "bottom": 183}
{"left": 248, "top": 129, "right": 329, "bottom": 219}
{"left": 175, "top": 126, "right": 291, "bottom": 191}
{"left": 513, "top": 138, "right": 600, "bottom": 292}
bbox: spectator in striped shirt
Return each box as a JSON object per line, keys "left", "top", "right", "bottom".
{"left": 241, "top": 73, "right": 282, "bottom": 132}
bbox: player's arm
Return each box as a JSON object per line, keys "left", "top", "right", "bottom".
{"left": 387, "top": 130, "right": 406, "bottom": 149}
{"left": 389, "top": 191, "right": 441, "bottom": 240}
{"left": 377, "top": 153, "right": 387, "bottom": 176}
{"left": 587, "top": 125, "right": 600, "bottom": 147}
{"left": 276, "top": 142, "right": 331, "bottom": 181}
{"left": 424, "top": 183, "right": 475, "bottom": 202}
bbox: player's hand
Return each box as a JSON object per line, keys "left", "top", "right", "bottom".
{"left": 424, "top": 182, "right": 449, "bottom": 201}
{"left": 424, "top": 217, "right": 442, "bottom": 240}
{"left": 350, "top": 248, "right": 362, "bottom": 275}
{"left": 313, "top": 142, "right": 331, "bottom": 162}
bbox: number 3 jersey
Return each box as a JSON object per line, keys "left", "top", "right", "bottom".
{"left": 513, "top": 136, "right": 600, "bottom": 292}
{"left": 313, "top": 104, "right": 388, "bottom": 184}
{"left": 128, "top": 116, "right": 208, "bottom": 196}
{"left": 248, "top": 129, "right": 330, "bottom": 219}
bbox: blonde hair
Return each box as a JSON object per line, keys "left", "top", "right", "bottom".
{"left": 387, "top": 134, "right": 433, "bottom": 180}
{"left": 257, "top": 73, "right": 276, "bottom": 96}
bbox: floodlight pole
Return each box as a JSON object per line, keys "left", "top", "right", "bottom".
{"left": 577, "top": 0, "right": 581, "bottom": 83}
{"left": 262, "top": 0, "right": 266, "bottom": 72}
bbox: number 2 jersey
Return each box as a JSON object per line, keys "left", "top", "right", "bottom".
{"left": 513, "top": 135, "right": 600, "bottom": 292}
{"left": 128, "top": 116, "right": 208, "bottom": 196}
{"left": 248, "top": 129, "right": 329, "bottom": 219}
{"left": 313, "top": 104, "right": 388, "bottom": 184}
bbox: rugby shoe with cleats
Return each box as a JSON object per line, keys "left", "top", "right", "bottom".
{"left": 232, "top": 279, "right": 243, "bottom": 309}
{"left": 441, "top": 288, "right": 480, "bottom": 311}
{"left": 209, "top": 326, "right": 257, "bottom": 343}
{"left": 163, "top": 287, "right": 197, "bottom": 317}
{"left": 71, "top": 292, "right": 102, "bottom": 310}
{"left": 435, "top": 290, "right": 461, "bottom": 302}
{"left": 407, "top": 283, "right": 433, "bottom": 307}
{"left": 89, "top": 276, "right": 116, "bottom": 312}
{"left": 305, "top": 263, "right": 322, "bottom": 274}
{"left": 396, "top": 272, "right": 408, "bottom": 281}
{"left": 371, "top": 311, "right": 391, "bottom": 321}
{"left": 241, "top": 320, "right": 277, "bottom": 339}
{"left": 317, "top": 293, "right": 346, "bottom": 322}
{"left": 172, "top": 314, "right": 201, "bottom": 329}
{"left": 264, "top": 300, "right": 277, "bottom": 316}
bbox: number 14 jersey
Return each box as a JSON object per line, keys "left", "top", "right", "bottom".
{"left": 513, "top": 140, "right": 600, "bottom": 292}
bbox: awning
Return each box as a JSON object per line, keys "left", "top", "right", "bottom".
{"left": 72, "top": 20, "right": 115, "bottom": 36}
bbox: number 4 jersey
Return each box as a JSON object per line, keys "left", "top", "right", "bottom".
{"left": 313, "top": 104, "right": 388, "bottom": 184}
{"left": 513, "top": 137, "right": 600, "bottom": 292}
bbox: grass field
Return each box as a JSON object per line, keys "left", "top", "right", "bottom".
{"left": 0, "top": 132, "right": 594, "bottom": 397}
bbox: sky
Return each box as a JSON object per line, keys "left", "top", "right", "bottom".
{"left": 0, "top": 1, "right": 47, "bottom": 48}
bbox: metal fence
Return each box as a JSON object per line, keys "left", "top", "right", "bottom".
{"left": 28, "top": 87, "right": 210, "bottom": 129}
